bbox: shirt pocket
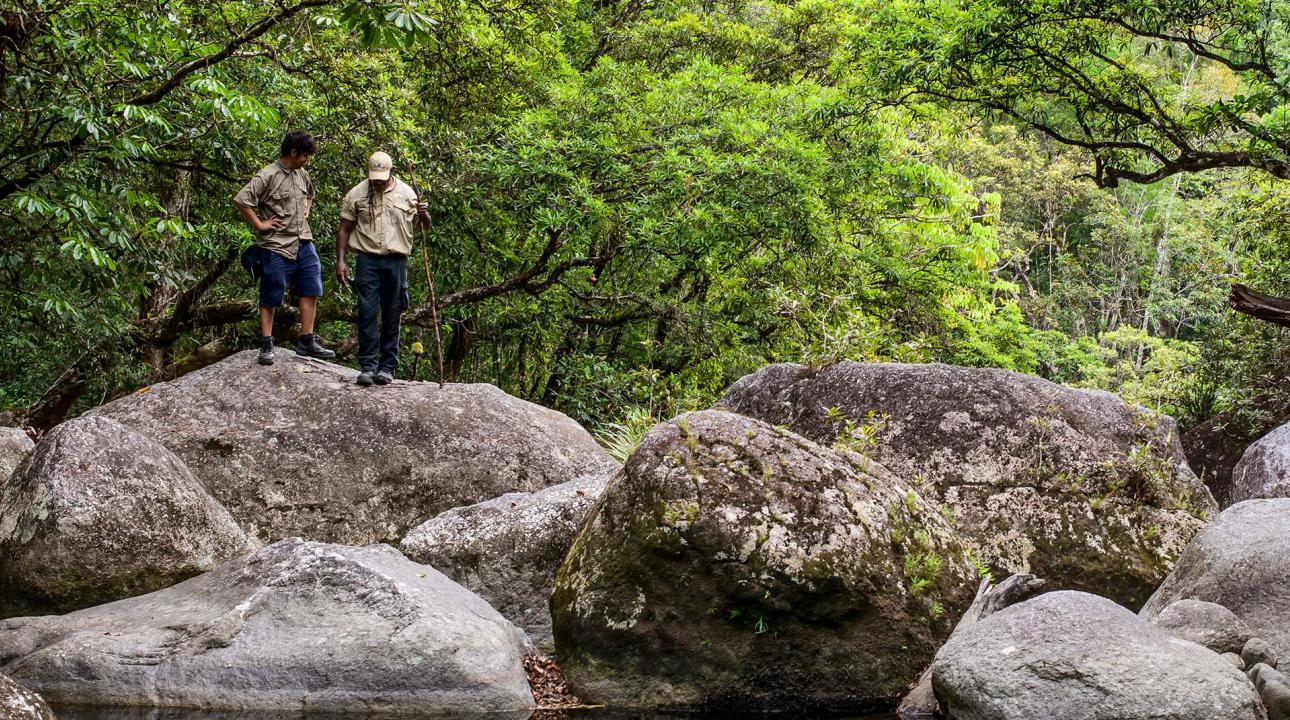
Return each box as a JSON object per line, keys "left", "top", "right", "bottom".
{"left": 266, "top": 189, "right": 295, "bottom": 220}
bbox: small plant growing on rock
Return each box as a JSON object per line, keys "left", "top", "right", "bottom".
{"left": 827, "top": 407, "right": 888, "bottom": 454}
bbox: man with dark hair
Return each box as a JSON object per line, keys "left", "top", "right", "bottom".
{"left": 336, "top": 151, "right": 429, "bottom": 385}
{"left": 234, "top": 130, "right": 335, "bottom": 365}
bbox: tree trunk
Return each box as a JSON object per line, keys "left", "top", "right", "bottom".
{"left": 1230, "top": 284, "right": 1290, "bottom": 329}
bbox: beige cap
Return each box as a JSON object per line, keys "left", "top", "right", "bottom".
{"left": 367, "top": 151, "right": 393, "bottom": 180}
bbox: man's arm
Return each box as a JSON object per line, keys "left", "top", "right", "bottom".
{"left": 233, "top": 173, "right": 281, "bottom": 233}
{"left": 337, "top": 218, "right": 355, "bottom": 288}
{"left": 237, "top": 204, "right": 282, "bottom": 233}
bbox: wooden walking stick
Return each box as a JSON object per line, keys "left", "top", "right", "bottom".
{"left": 406, "top": 162, "right": 445, "bottom": 388}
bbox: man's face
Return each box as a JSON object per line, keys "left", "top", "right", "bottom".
{"left": 283, "top": 150, "right": 311, "bottom": 170}
{"left": 370, "top": 177, "right": 391, "bottom": 191}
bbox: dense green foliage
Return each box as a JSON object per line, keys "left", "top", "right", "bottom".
{"left": 2, "top": 0, "right": 1289, "bottom": 444}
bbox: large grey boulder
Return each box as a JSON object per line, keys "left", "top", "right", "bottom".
{"left": 92, "top": 350, "right": 617, "bottom": 545}
{"left": 1232, "top": 421, "right": 1290, "bottom": 503}
{"left": 932, "top": 590, "right": 1265, "bottom": 720}
{"left": 721, "top": 362, "right": 1215, "bottom": 608}
{"left": 0, "top": 428, "right": 31, "bottom": 483}
{"left": 1142, "top": 499, "right": 1290, "bottom": 661}
{"left": 551, "top": 410, "right": 976, "bottom": 711}
{"left": 401, "top": 472, "right": 608, "bottom": 651}
{"left": 0, "top": 538, "right": 534, "bottom": 713}
{"left": 0, "top": 416, "right": 256, "bottom": 617}
{"left": 0, "top": 673, "right": 54, "bottom": 720}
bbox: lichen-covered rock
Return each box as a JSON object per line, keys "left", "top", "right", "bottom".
{"left": 1142, "top": 499, "right": 1290, "bottom": 662}
{"left": 0, "top": 428, "right": 31, "bottom": 484}
{"left": 1151, "top": 599, "right": 1253, "bottom": 654}
{"left": 1232, "top": 421, "right": 1290, "bottom": 503}
{"left": 720, "top": 362, "right": 1215, "bottom": 608}
{"left": 932, "top": 591, "right": 1265, "bottom": 720}
{"left": 551, "top": 410, "right": 976, "bottom": 711}
{"left": 0, "top": 416, "right": 256, "bottom": 617}
{"left": 0, "top": 673, "right": 54, "bottom": 720}
{"left": 400, "top": 472, "right": 609, "bottom": 650}
{"left": 92, "top": 350, "right": 616, "bottom": 545}
{"left": 0, "top": 538, "right": 533, "bottom": 713}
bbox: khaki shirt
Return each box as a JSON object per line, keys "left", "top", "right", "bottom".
{"left": 233, "top": 160, "right": 315, "bottom": 260}
{"left": 340, "top": 178, "right": 419, "bottom": 256}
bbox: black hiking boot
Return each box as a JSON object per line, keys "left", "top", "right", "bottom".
{"left": 374, "top": 370, "right": 394, "bottom": 385}
{"left": 294, "top": 333, "right": 336, "bottom": 360}
{"left": 356, "top": 369, "right": 376, "bottom": 386}
{"left": 258, "top": 336, "right": 275, "bottom": 366}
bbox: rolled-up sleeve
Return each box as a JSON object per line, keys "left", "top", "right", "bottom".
{"left": 340, "top": 190, "right": 358, "bottom": 222}
{"left": 233, "top": 174, "right": 266, "bottom": 209}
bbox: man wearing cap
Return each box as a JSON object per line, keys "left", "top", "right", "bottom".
{"left": 336, "top": 151, "right": 429, "bottom": 386}
{"left": 233, "top": 130, "right": 336, "bottom": 365}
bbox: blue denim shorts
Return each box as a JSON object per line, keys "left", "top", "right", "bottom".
{"left": 258, "top": 241, "right": 323, "bottom": 308}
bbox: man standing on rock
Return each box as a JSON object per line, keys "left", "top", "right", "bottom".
{"left": 233, "top": 130, "right": 336, "bottom": 366}
{"left": 336, "top": 151, "right": 429, "bottom": 386}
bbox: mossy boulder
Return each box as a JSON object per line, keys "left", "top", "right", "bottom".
{"left": 0, "top": 416, "right": 257, "bottom": 617}
{"left": 721, "top": 361, "right": 1216, "bottom": 609}
{"left": 550, "top": 410, "right": 976, "bottom": 712}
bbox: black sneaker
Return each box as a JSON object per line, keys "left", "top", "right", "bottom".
{"left": 374, "top": 370, "right": 394, "bottom": 385}
{"left": 356, "top": 370, "right": 376, "bottom": 386}
{"left": 294, "top": 333, "right": 336, "bottom": 360}
{"left": 258, "top": 336, "right": 276, "bottom": 365}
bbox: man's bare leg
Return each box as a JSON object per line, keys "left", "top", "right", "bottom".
{"left": 260, "top": 306, "right": 274, "bottom": 337}
{"left": 298, "top": 296, "right": 317, "bottom": 335}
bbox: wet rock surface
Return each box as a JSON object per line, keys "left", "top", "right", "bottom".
{"left": 932, "top": 590, "right": 1265, "bottom": 720}
{"left": 0, "top": 416, "right": 256, "bottom": 617}
{"left": 552, "top": 410, "right": 975, "bottom": 711}
{"left": 400, "top": 472, "right": 611, "bottom": 651}
{"left": 721, "top": 361, "right": 1214, "bottom": 608}
{"left": 92, "top": 350, "right": 617, "bottom": 545}
{"left": 0, "top": 538, "right": 534, "bottom": 713}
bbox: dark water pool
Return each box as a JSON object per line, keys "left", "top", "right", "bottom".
{"left": 50, "top": 707, "right": 897, "bottom": 720}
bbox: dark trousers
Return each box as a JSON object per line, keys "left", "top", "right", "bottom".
{"left": 354, "top": 252, "right": 409, "bottom": 373}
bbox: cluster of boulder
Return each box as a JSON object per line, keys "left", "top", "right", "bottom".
{"left": 5, "top": 353, "right": 1290, "bottom": 718}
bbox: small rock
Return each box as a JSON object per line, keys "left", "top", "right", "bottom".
{"left": 0, "top": 672, "right": 54, "bottom": 720}
{"left": 1250, "top": 663, "right": 1290, "bottom": 720}
{"left": 1223, "top": 653, "right": 1247, "bottom": 670}
{"left": 1152, "top": 599, "right": 1252, "bottom": 654}
{"left": 1245, "top": 637, "right": 1279, "bottom": 670}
